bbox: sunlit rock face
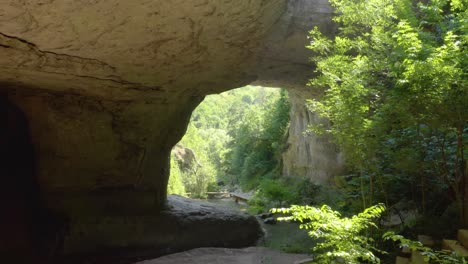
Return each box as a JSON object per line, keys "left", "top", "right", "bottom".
{"left": 254, "top": 0, "right": 344, "bottom": 183}
{"left": 0, "top": 0, "right": 339, "bottom": 258}
{"left": 282, "top": 90, "right": 345, "bottom": 184}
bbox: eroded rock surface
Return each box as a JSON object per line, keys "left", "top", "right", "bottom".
{"left": 171, "top": 144, "right": 200, "bottom": 172}
{"left": 63, "top": 195, "right": 263, "bottom": 263}
{"left": 282, "top": 89, "right": 345, "bottom": 184}
{"left": 0, "top": 0, "right": 338, "bottom": 259}
{"left": 136, "top": 247, "right": 310, "bottom": 264}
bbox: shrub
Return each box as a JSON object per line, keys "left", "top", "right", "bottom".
{"left": 384, "top": 232, "right": 467, "bottom": 264}
{"left": 272, "top": 204, "right": 386, "bottom": 263}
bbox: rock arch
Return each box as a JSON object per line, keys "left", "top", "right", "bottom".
{"left": 0, "top": 0, "right": 342, "bottom": 259}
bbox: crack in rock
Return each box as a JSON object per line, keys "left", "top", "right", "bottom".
{"left": 0, "top": 32, "right": 161, "bottom": 92}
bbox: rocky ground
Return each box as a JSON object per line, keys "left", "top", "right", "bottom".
{"left": 135, "top": 247, "right": 312, "bottom": 264}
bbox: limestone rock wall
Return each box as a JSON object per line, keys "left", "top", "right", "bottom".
{"left": 0, "top": 0, "right": 342, "bottom": 259}
{"left": 0, "top": 0, "right": 288, "bottom": 210}
{"left": 282, "top": 90, "right": 345, "bottom": 184}
{"left": 0, "top": 0, "right": 287, "bottom": 95}
{"left": 256, "top": 0, "right": 344, "bottom": 184}
{"left": 7, "top": 87, "right": 200, "bottom": 200}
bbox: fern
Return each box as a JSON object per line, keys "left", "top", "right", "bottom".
{"left": 272, "top": 204, "right": 386, "bottom": 263}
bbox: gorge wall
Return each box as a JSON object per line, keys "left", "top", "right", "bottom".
{"left": 0, "top": 0, "right": 341, "bottom": 260}
{"left": 254, "top": 0, "right": 344, "bottom": 183}
{"left": 283, "top": 89, "right": 344, "bottom": 184}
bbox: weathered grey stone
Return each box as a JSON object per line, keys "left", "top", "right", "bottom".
{"left": 136, "top": 247, "right": 310, "bottom": 264}
{"left": 282, "top": 89, "right": 345, "bottom": 184}
{"left": 171, "top": 144, "right": 200, "bottom": 172}
{"left": 61, "top": 195, "right": 262, "bottom": 261}
{"left": 256, "top": 0, "right": 345, "bottom": 184}
{"left": 0, "top": 0, "right": 340, "bottom": 258}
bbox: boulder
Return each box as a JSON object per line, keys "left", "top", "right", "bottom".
{"left": 162, "top": 195, "right": 263, "bottom": 252}
{"left": 62, "top": 195, "right": 263, "bottom": 262}
{"left": 171, "top": 144, "right": 201, "bottom": 172}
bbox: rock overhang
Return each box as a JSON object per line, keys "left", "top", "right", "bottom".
{"left": 0, "top": 0, "right": 336, "bottom": 259}
{"left": 0, "top": 0, "right": 293, "bottom": 97}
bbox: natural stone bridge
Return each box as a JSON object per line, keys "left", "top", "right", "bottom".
{"left": 0, "top": 0, "right": 343, "bottom": 261}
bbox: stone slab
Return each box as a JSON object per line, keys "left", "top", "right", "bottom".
{"left": 135, "top": 247, "right": 311, "bottom": 264}
{"left": 442, "top": 239, "right": 468, "bottom": 257}
{"left": 458, "top": 229, "right": 468, "bottom": 249}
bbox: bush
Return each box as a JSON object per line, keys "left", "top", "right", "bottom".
{"left": 259, "top": 179, "right": 293, "bottom": 206}
{"left": 272, "top": 204, "right": 386, "bottom": 264}
{"left": 167, "top": 158, "right": 186, "bottom": 196}
{"left": 384, "top": 232, "right": 467, "bottom": 264}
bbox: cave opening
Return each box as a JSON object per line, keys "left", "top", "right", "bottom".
{"left": 165, "top": 85, "right": 334, "bottom": 256}
{"left": 168, "top": 85, "right": 290, "bottom": 203}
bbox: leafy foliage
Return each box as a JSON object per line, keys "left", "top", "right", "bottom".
{"left": 384, "top": 232, "right": 467, "bottom": 264}
{"left": 224, "top": 88, "right": 290, "bottom": 190}
{"left": 169, "top": 86, "right": 291, "bottom": 197}
{"left": 167, "top": 158, "right": 186, "bottom": 196}
{"left": 248, "top": 177, "right": 321, "bottom": 214}
{"left": 174, "top": 123, "right": 217, "bottom": 198}
{"left": 307, "top": 0, "right": 468, "bottom": 226}
{"left": 272, "top": 204, "right": 386, "bottom": 263}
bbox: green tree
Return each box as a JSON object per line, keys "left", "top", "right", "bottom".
{"left": 167, "top": 158, "right": 186, "bottom": 196}
{"left": 224, "top": 88, "right": 290, "bottom": 189}
{"left": 272, "top": 204, "right": 386, "bottom": 264}
{"left": 307, "top": 0, "right": 467, "bottom": 223}
{"left": 177, "top": 123, "right": 217, "bottom": 198}
{"left": 169, "top": 86, "right": 290, "bottom": 196}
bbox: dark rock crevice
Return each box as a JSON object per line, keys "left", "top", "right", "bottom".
{"left": 0, "top": 95, "right": 67, "bottom": 262}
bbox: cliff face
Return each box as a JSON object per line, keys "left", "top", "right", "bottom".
{"left": 283, "top": 90, "right": 345, "bottom": 184}
{"left": 257, "top": 0, "right": 345, "bottom": 183}
{"left": 0, "top": 0, "right": 340, "bottom": 258}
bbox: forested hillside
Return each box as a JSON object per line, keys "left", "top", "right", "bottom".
{"left": 168, "top": 86, "right": 290, "bottom": 198}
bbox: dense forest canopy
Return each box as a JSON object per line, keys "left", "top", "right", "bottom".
{"left": 307, "top": 0, "right": 467, "bottom": 228}
{"left": 168, "top": 86, "right": 290, "bottom": 198}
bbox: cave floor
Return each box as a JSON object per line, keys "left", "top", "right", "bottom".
{"left": 135, "top": 247, "right": 311, "bottom": 264}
